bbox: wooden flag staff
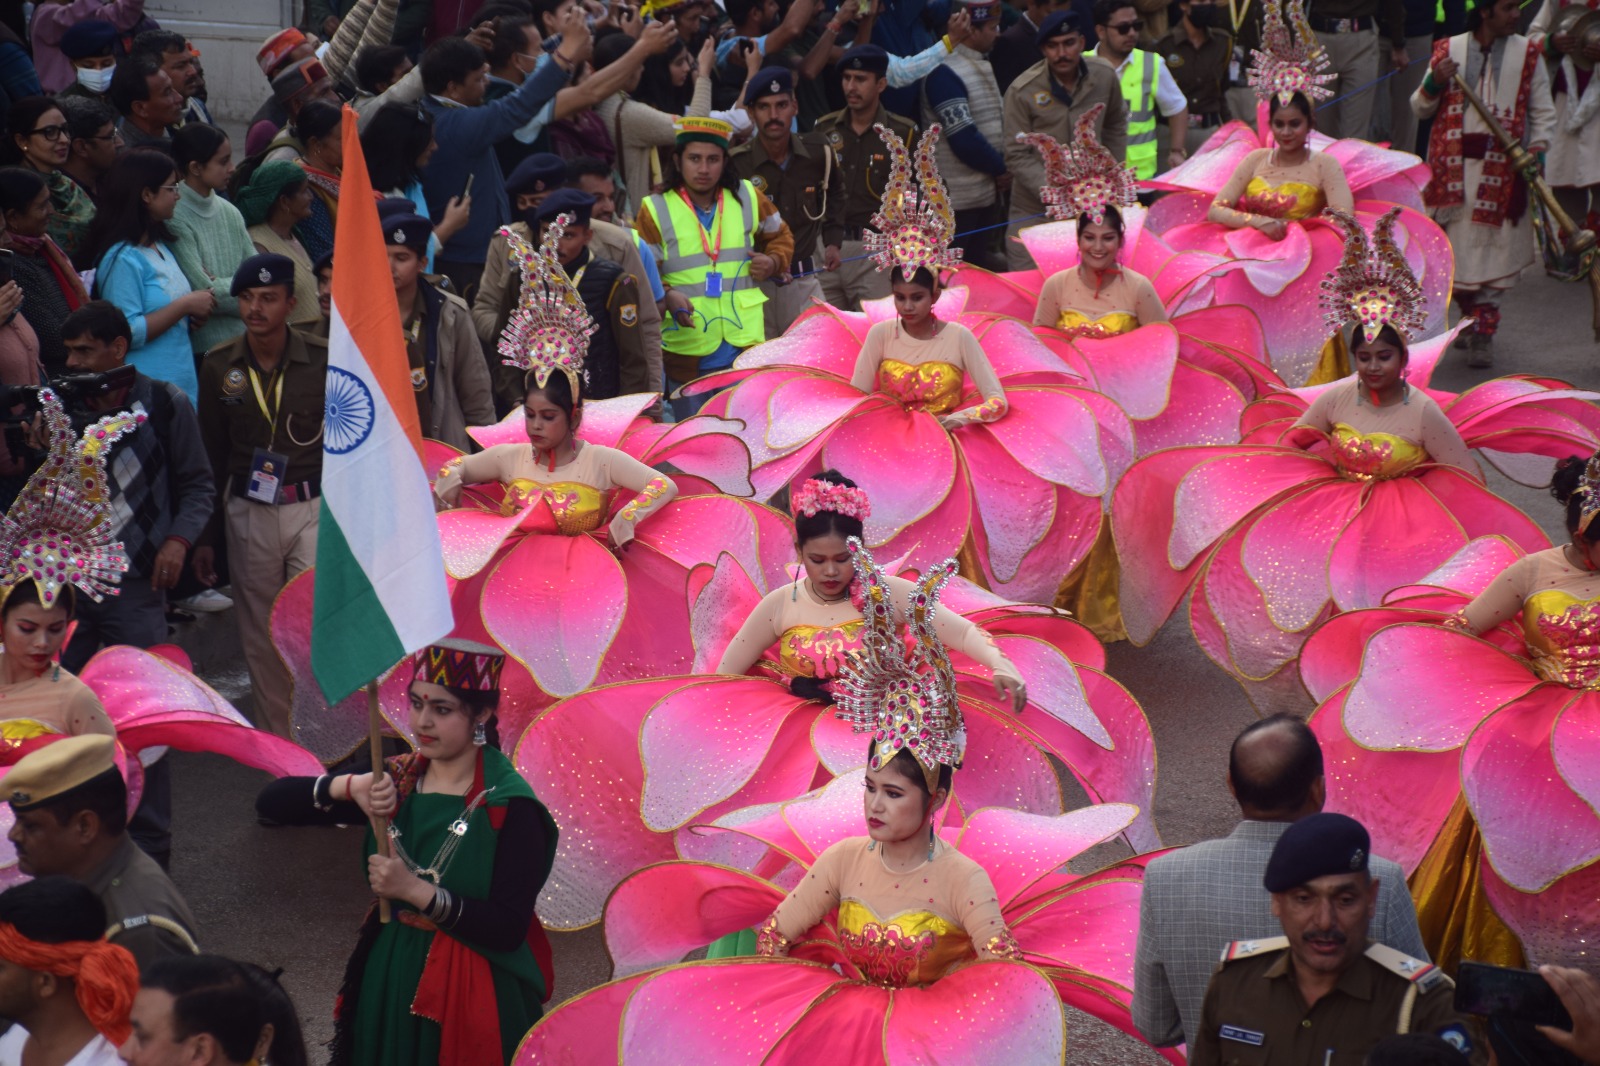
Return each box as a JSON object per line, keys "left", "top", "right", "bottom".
{"left": 368, "top": 680, "right": 392, "bottom": 924}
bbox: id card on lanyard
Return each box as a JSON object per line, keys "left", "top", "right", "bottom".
{"left": 677, "top": 188, "right": 725, "bottom": 297}
{"left": 247, "top": 365, "right": 290, "bottom": 505}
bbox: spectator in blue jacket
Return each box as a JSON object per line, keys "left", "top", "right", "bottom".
{"left": 922, "top": 0, "right": 1008, "bottom": 269}
{"left": 417, "top": 16, "right": 585, "bottom": 302}
{"left": 872, "top": 0, "right": 953, "bottom": 114}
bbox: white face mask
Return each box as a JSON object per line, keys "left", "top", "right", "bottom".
{"left": 76, "top": 65, "right": 114, "bottom": 93}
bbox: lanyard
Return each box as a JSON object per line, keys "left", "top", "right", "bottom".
{"left": 675, "top": 188, "right": 724, "bottom": 265}
{"left": 248, "top": 365, "right": 286, "bottom": 450}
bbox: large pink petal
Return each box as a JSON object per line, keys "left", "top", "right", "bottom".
{"left": 1482, "top": 856, "right": 1600, "bottom": 968}
{"left": 954, "top": 704, "right": 1064, "bottom": 815}
{"left": 1015, "top": 861, "right": 1147, "bottom": 1002}
{"left": 1172, "top": 304, "right": 1276, "bottom": 395}
{"left": 972, "top": 609, "right": 1104, "bottom": 671}
{"left": 1222, "top": 222, "right": 1313, "bottom": 296}
{"left": 688, "top": 553, "right": 765, "bottom": 674}
{"left": 1414, "top": 467, "right": 1550, "bottom": 556}
{"left": 437, "top": 507, "right": 529, "bottom": 580}
{"left": 1312, "top": 688, "right": 1461, "bottom": 873}
{"left": 1131, "top": 362, "right": 1248, "bottom": 454}
{"left": 515, "top": 972, "right": 649, "bottom": 1065}
{"left": 604, "top": 862, "right": 785, "bottom": 976}
{"left": 975, "top": 388, "right": 1109, "bottom": 495}
{"left": 1325, "top": 479, "right": 1470, "bottom": 612}
{"left": 620, "top": 416, "right": 754, "bottom": 497}
{"left": 1171, "top": 451, "right": 1332, "bottom": 570}
{"left": 619, "top": 960, "right": 847, "bottom": 1063}
{"left": 872, "top": 467, "right": 972, "bottom": 576}
{"left": 955, "top": 803, "right": 1137, "bottom": 907}
{"left": 268, "top": 569, "right": 376, "bottom": 762}
{"left": 1064, "top": 325, "right": 1179, "bottom": 421}
{"left": 1465, "top": 690, "right": 1600, "bottom": 891}
{"left": 639, "top": 678, "right": 809, "bottom": 831}
{"left": 1239, "top": 482, "right": 1361, "bottom": 632}
{"left": 764, "top": 374, "right": 880, "bottom": 454}
{"left": 764, "top": 983, "right": 890, "bottom": 1066}
{"left": 1553, "top": 696, "right": 1600, "bottom": 817}
{"left": 1344, "top": 624, "right": 1538, "bottom": 751}
{"left": 517, "top": 678, "right": 687, "bottom": 929}
{"left": 980, "top": 484, "right": 1102, "bottom": 604}
{"left": 966, "top": 316, "right": 1081, "bottom": 381}
{"left": 959, "top": 427, "right": 1060, "bottom": 586}
{"left": 944, "top": 269, "right": 1039, "bottom": 320}
{"left": 822, "top": 409, "right": 955, "bottom": 544}
{"left": 882, "top": 962, "right": 1066, "bottom": 1065}
{"left": 1299, "top": 607, "right": 1444, "bottom": 703}
{"left": 483, "top": 534, "right": 627, "bottom": 697}
{"left": 737, "top": 309, "right": 867, "bottom": 377}
{"left": 1111, "top": 448, "right": 1214, "bottom": 644}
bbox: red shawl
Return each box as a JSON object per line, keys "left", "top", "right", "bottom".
{"left": 1424, "top": 36, "right": 1541, "bottom": 227}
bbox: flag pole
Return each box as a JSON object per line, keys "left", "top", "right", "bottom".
{"left": 368, "top": 680, "right": 392, "bottom": 924}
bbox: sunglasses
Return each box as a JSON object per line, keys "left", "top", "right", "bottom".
{"left": 28, "top": 124, "right": 69, "bottom": 141}
{"left": 1107, "top": 19, "right": 1144, "bottom": 31}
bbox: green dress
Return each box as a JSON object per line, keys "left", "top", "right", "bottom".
{"left": 335, "top": 747, "right": 558, "bottom": 1066}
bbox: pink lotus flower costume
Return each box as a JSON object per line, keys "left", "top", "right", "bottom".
{"left": 1297, "top": 533, "right": 1600, "bottom": 969}
{"left": 515, "top": 492, "right": 1158, "bottom": 930}
{"left": 518, "top": 738, "right": 1174, "bottom": 1060}
{"left": 269, "top": 217, "right": 764, "bottom": 763}
{"left": 1113, "top": 212, "right": 1568, "bottom": 710}
{"left": 1137, "top": 0, "right": 1451, "bottom": 386}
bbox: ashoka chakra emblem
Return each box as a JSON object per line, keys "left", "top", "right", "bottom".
{"left": 324, "top": 367, "right": 376, "bottom": 455}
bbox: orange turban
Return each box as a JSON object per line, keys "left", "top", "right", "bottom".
{"left": 0, "top": 924, "right": 138, "bottom": 1045}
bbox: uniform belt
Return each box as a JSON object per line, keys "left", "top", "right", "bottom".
{"left": 784, "top": 256, "right": 817, "bottom": 280}
{"left": 1308, "top": 14, "right": 1373, "bottom": 32}
{"left": 231, "top": 476, "right": 321, "bottom": 505}
{"left": 1192, "top": 111, "right": 1226, "bottom": 128}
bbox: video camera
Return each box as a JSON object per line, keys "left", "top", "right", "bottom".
{"left": 0, "top": 364, "right": 139, "bottom": 460}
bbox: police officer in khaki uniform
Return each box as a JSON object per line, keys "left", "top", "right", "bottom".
{"left": 6, "top": 736, "right": 200, "bottom": 969}
{"left": 193, "top": 254, "right": 327, "bottom": 740}
{"left": 1001, "top": 9, "right": 1128, "bottom": 270}
{"left": 731, "top": 66, "right": 845, "bottom": 336}
{"left": 1156, "top": 0, "right": 1235, "bottom": 156}
{"left": 812, "top": 45, "right": 918, "bottom": 311}
{"left": 1192, "top": 813, "right": 1485, "bottom": 1066}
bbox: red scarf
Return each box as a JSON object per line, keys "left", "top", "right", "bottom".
{"left": 8, "top": 232, "right": 86, "bottom": 310}
{"left": 1424, "top": 36, "right": 1541, "bottom": 227}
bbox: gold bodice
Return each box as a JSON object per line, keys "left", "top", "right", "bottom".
{"left": 1238, "top": 178, "right": 1325, "bottom": 220}
{"left": 1055, "top": 309, "right": 1140, "bottom": 340}
{"left": 503, "top": 479, "right": 612, "bottom": 535}
{"left": 877, "top": 358, "right": 963, "bottom": 416}
{"left": 1523, "top": 590, "right": 1600, "bottom": 689}
{"left": 777, "top": 620, "right": 865, "bottom": 679}
{"left": 837, "top": 899, "right": 974, "bottom": 988}
{"left": 1329, "top": 424, "right": 1426, "bottom": 481}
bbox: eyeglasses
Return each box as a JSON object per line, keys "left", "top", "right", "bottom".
{"left": 1107, "top": 19, "right": 1144, "bottom": 31}
{"left": 80, "top": 130, "right": 122, "bottom": 144}
{"left": 159, "top": 183, "right": 182, "bottom": 194}
{"left": 28, "top": 124, "right": 69, "bottom": 141}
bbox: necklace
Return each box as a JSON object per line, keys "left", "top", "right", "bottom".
{"left": 386, "top": 785, "right": 497, "bottom": 884}
{"left": 807, "top": 578, "right": 850, "bottom": 604}
{"left": 877, "top": 837, "right": 938, "bottom": 875}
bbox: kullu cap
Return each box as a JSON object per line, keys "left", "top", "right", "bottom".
{"left": 231, "top": 253, "right": 297, "bottom": 296}
{"left": 535, "top": 188, "right": 595, "bottom": 227}
{"left": 412, "top": 639, "right": 505, "bottom": 692}
{"left": 383, "top": 213, "right": 433, "bottom": 250}
{"left": 839, "top": 43, "right": 890, "bottom": 74}
{"left": 271, "top": 57, "right": 330, "bottom": 107}
{"left": 748, "top": 66, "right": 793, "bottom": 101}
{"left": 506, "top": 153, "right": 569, "bottom": 199}
{"left": 1263, "top": 812, "right": 1372, "bottom": 893}
{"left": 674, "top": 115, "right": 733, "bottom": 150}
{"left": 1037, "top": 8, "right": 1084, "bottom": 44}
{"left": 61, "top": 20, "right": 119, "bottom": 60}
{"left": 257, "top": 28, "right": 308, "bottom": 77}
{"left": 7, "top": 735, "right": 121, "bottom": 812}
{"left": 961, "top": 0, "right": 999, "bottom": 25}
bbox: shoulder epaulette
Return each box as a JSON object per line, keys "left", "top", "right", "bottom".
{"left": 1219, "top": 936, "right": 1288, "bottom": 962}
{"left": 1366, "top": 943, "right": 1451, "bottom": 992}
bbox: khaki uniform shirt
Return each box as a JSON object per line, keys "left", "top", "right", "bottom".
{"left": 810, "top": 106, "right": 919, "bottom": 234}
{"left": 1156, "top": 25, "right": 1235, "bottom": 118}
{"left": 1191, "top": 938, "right": 1486, "bottom": 1066}
{"left": 197, "top": 328, "right": 329, "bottom": 545}
{"left": 730, "top": 132, "right": 846, "bottom": 266}
{"left": 1002, "top": 57, "right": 1129, "bottom": 226}
{"left": 86, "top": 836, "right": 200, "bottom": 969}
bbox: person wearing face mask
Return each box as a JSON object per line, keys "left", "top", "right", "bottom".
{"left": 26, "top": 0, "right": 147, "bottom": 96}
{"left": 56, "top": 21, "right": 119, "bottom": 103}
{"left": 1155, "top": 0, "right": 1235, "bottom": 156}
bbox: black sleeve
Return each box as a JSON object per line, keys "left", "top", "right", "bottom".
{"left": 255, "top": 775, "right": 366, "bottom": 827}
{"left": 442, "top": 796, "right": 549, "bottom": 954}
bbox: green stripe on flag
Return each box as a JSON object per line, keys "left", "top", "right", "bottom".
{"left": 310, "top": 507, "right": 407, "bottom": 704}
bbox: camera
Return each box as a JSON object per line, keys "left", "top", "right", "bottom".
{"left": 0, "top": 364, "right": 140, "bottom": 460}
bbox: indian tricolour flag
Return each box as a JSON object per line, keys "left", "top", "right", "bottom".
{"left": 311, "top": 105, "right": 452, "bottom": 704}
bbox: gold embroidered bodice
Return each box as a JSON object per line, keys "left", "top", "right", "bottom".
{"left": 1055, "top": 309, "right": 1140, "bottom": 340}
{"left": 1238, "top": 178, "right": 1325, "bottom": 220}
{"left": 1329, "top": 424, "right": 1427, "bottom": 481}
{"left": 502, "top": 479, "right": 612, "bottom": 535}
{"left": 1523, "top": 590, "right": 1600, "bottom": 689}
{"left": 877, "top": 358, "right": 964, "bottom": 415}
{"left": 777, "top": 620, "right": 866, "bottom": 679}
{"left": 836, "top": 899, "right": 975, "bottom": 988}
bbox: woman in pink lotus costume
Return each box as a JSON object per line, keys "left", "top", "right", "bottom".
{"left": 516, "top": 471, "right": 1160, "bottom": 931}
{"left": 268, "top": 216, "right": 769, "bottom": 763}
{"left": 1141, "top": 0, "right": 1452, "bottom": 387}
{"left": 516, "top": 539, "right": 1178, "bottom": 1066}
{"left": 1114, "top": 209, "right": 1550, "bottom": 712}
{"left": 1297, "top": 455, "right": 1600, "bottom": 974}
{"left": 690, "top": 123, "right": 1138, "bottom": 604}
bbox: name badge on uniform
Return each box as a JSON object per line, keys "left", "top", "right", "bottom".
{"left": 1035, "top": 91, "right": 1052, "bottom": 106}
{"left": 705, "top": 271, "right": 724, "bottom": 299}
{"left": 411, "top": 367, "right": 428, "bottom": 392}
{"left": 248, "top": 447, "right": 289, "bottom": 505}
{"left": 1220, "top": 1026, "right": 1265, "bottom": 1046}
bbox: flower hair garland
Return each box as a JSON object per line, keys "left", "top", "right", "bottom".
{"left": 1019, "top": 104, "right": 1138, "bottom": 226}
{"left": 792, "top": 479, "right": 872, "bottom": 521}
{"left": 1248, "top": 0, "right": 1334, "bottom": 106}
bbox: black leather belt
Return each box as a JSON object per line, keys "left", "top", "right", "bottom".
{"left": 785, "top": 256, "right": 818, "bottom": 279}
{"left": 231, "top": 477, "right": 321, "bottom": 505}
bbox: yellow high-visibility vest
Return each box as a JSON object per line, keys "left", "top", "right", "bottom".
{"left": 645, "top": 180, "right": 768, "bottom": 357}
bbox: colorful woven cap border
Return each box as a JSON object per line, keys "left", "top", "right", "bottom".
{"left": 675, "top": 115, "right": 733, "bottom": 150}
{"left": 412, "top": 638, "right": 506, "bottom": 692}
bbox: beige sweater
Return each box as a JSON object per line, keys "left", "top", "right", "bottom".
{"left": 596, "top": 77, "right": 713, "bottom": 221}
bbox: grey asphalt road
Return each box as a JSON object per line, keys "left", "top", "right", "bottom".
{"left": 162, "top": 266, "right": 1597, "bottom": 1064}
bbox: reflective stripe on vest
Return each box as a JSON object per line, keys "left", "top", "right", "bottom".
{"left": 1112, "top": 49, "right": 1159, "bottom": 179}
{"left": 644, "top": 180, "right": 767, "bottom": 357}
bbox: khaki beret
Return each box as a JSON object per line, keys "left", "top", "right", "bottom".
{"left": 7, "top": 735, "right": 120, "bottom": 812}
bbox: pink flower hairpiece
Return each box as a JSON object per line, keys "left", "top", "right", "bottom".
{"left": 792, "top": 479, "right": 872, "bottom": 521}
